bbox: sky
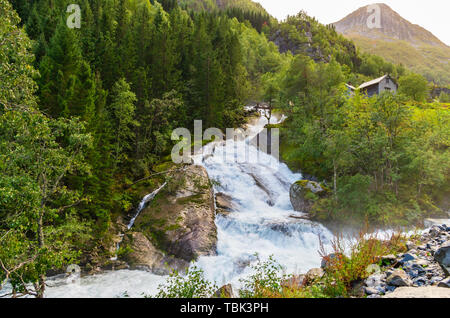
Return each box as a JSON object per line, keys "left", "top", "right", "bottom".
{"left": 253, "top": 0, "right": 450, "bottom": 46}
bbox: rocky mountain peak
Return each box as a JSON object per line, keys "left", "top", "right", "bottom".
{"left": 333, "top": 3, "right": 446, "bottom": 47}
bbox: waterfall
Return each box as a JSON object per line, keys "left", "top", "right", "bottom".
{"left": 127, "top": 182, "right": 168, "bottom": 230}
{"left": 191, "top": 113, "right": 334, "bottom": 288}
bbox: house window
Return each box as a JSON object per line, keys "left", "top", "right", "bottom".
{"left": 386, "top": 78, "right": 390, "bottom": 84}
{"left": 385, "top": 87, "right": 391, "bottom": 91}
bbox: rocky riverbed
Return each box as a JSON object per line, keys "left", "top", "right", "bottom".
{"left": 363, "top": 224, "right": 450, "bottom": 298}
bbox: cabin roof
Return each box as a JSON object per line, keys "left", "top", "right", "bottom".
{"left": 345, "top": 83, "right": 356, "bottom": 90}
{"left": 358, "top": 75, "right": 389, "bottom": 90}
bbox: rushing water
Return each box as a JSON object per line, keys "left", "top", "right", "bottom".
{"left": 192, "top": 113, "right": 334, "bottom": 288}
{"left": 1, "top": 112, "right": 337, "bottom": 298}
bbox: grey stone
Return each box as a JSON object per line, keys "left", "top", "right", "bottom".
{"left": 386, "top": 270, "right": 412, "bottom": 287}
{"left": 438, "top": 277, "right": 450, "bottom": 288}
{"left": 434, "top": 242, "right": 450, "bottom": 276}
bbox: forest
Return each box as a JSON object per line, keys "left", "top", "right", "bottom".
{"left": 0, "top": 0, "right": 448, "bottom": 297}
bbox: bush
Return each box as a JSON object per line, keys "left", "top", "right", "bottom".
{"left": 155, "top": 266, "right": 217, "bottom": 298}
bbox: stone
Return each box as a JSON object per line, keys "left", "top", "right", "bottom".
{"left": 122, "top": 232, "right": 189, "bottom": 275}
{"left": 134, "top": 165, "right": 217, "bottom": 262}
{"left": 434, "top": 242, "right": 450, "bottom": 276}
{"left": 213, "top": 284, "right": 234, "bottom": 298}
{"left": 386, "top": 270, "right": 412, "bottom": 287}
{"left": 364, "top": 287, "right": 380, "bottom": 295}
{"left": 365, "top": 274, "right": 385, "bottom": 288}
{"left": 400, "top": 253, "right": 416, "bottom": 264}
{"left": 438, "top": 277, "right": 450, "bottom": 288}
{"left": 305, "top": 268, "right": 324, "bottom": 282}
{"left": 383, "top": 286, "right": 450, "bottom": 298}
{"left": 289, "top": 180, "right": 328, "bottom": 213}
{"left": 215, "top": 193, "right": 236, "bottom": 212}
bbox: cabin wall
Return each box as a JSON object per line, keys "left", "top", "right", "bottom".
{"left": 378, "top": 78, "right": 398, "bottom": 94}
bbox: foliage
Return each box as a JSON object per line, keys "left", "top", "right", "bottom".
{"left": 399, "top": 73, "right": 430, "bottom": 102}
{"left": 238, "top": 255, "right": 286, "bottom": 298}
{"left": 155, "top": 266, "right": 217, "bottom": 298}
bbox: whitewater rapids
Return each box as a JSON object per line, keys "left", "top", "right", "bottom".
{"left": 2, "top": 113, "right": 337, "bottom": 298}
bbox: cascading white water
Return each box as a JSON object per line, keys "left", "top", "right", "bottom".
{"left": 128, "top": 182, "right": 168, "bottom": 230}
{"left": 1, "top": 112, "right": 336, "bottom": 298}
{"left": 191, "top": 113, "right": 334, "bottom": 288}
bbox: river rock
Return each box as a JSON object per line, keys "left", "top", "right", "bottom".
{"left": 383, "top": 286, "right": 450, "bottom": 298}
{"left": 134, "top": 165, "right": 217, "bottom": 262}
{"left": 289, "top": 180, "right": 329, "bottom": 213}
{"left": 434, "top": 242, "right": 450, "bottom": 276}
{"left": 215, "top": 193, "right": 236, "bottom": 211}
{"left": 122, "top": 232, "right": 189, "bottom": 275}
{"left": 386, "top": 270, "right": 412, "bottom": 287}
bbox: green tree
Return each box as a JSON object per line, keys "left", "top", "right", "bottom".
{"left": 109, "top": 78, "right": 139, "bottom": 170}
{"left": 398, "top": 73, "right": 429, "bottom": 102}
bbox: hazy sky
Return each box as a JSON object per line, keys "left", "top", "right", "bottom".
{"left": 253, "top": 0, "right": 450, "bottom": 45}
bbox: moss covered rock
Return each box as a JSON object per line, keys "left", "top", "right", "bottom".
{"left": 134, "top": 165, "right": 217, "bottom": 262}
{"left": 289, "top": 179, "right": 329, "bottom": 213}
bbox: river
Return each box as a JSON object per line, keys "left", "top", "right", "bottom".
{"left": 2, "top": 112, "right": 336, "bottom": 298}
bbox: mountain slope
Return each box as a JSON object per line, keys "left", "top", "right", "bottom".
{"left": 333, "top": 3, "right": 450, "bottom": 85}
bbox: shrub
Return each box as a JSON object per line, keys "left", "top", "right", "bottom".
{"left": 155, "top": 266, "right": 217, "bottom": 298}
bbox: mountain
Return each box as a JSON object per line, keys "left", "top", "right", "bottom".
{"left": 333, "top": 3, "right": 450, "bottom": 85}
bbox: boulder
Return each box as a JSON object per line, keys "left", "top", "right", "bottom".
{"left": 213, "top": 284, "right": 234, "bottom": 298}
{"left": 383, "top": 286, "right": 450, "bottom": 298}
{"left": 438, "top": 277, "right": 450, "bottom": 288}
{"left": 122, "top": 232, "right": 189, "bottom": 275}
{"left": 305, "top": 268, "right": 324, "bottom": 283}
{"left": 386, "top": 270, "right": 412, "bottom": 287}
{"left": 134, "top": 165, "right": 217, "bottom": 262}
{"left": 434, "top": 242, "right": 450, "bottom": 276}
{"left": 289, "top": 180, "right": 329, "bottom": 213}
{"left": 215, "top": 193, "right": 236, "bottom": 212}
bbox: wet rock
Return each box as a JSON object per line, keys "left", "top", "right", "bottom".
{"left": 215, "top": 193, "right": 236, "bottom": 212}
{"left": 213, "top": 284, "right": 234, "bottom": 298}
{"left": 386, "top": 270, "right": 412, "bottom": 287}
{"left": 289, "top": 180, "right": 329, "bottom": 213}
{"left": 434, "top": 242, "right": 450, "bottom": 276}
{"left": 122, "top": 232, "right": 189, "bottom": 275}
